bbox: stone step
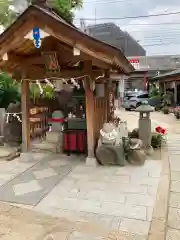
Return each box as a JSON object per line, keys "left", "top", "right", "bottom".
{"left": 46, "top": 131, "right": 62, "bottom": 143}
{"left": 31, "top": 141, "right": 57, "bottom": 153}
{"left": 31, "top": 139, "right": 63, "bottom": 154}
{"left": 0, "top": 146, "right": 20, "bottom": 161}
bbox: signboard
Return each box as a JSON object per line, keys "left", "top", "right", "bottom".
{"left": 119, "top": 75, "right": 125, "bottom": 107}
{"left": 119, "top": 76, "right": 124, "bottom": 94}
{"left": 42, "top": 51, "right": 60, "bottom": 72}
{"left": 129, "top": 59, "right": 140, "bottom": 69}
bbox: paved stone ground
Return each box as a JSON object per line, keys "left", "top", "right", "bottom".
{"left": 0, "top": 153, "right": 48, "bottom": 187}
{"left": 0, "top": 201, "right": 149, "bottom": 240}
{"left": 119, "top": 109, "right": 180, "bottom": 240}
{"left": 166, "top": 134, "right": 180, "bottom": 240}
{"left": 0, "top": 108, "right": 175, "bottom": 239}
{"left": 34, "top": 160, "right": 161, "bottom": 236}
{"left": 0, "top": 160, "right": 162, "bottom": 239}
{"left": 117, "top": 109, "right": 180, "bottom": 240}
{"left": 114, "top": 109, "right": 179, "bottom": 133}
{"left": 0, "top": 155, "right": 79, "bottom": 205}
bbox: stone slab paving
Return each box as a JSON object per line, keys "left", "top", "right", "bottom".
{"left": 115, "top": 110, "right": 180, "bottom": 134}
{"left": 115, "top": 109, "right": 180, "bottom": 239}
{"left": 166, "top": 135, "right": 180, "bottom": 239}
{"left": 0, "top": 109, "right": 170, "bottom": 239}
{"left": 0, "top": 201, "right": 149, "bottom": 240}
{"left": 34, "top": 160, "right": 162, "bottom": 237}
{"left": 0, "top": 154, "right": 80, "bottom": 206}
{"left": 0, "top": 153, "right": 48, "bottom": 187}
{"left": 146, "top": 146, "right": 170, "bottom": 240}
{"left": 0, "top": 157, "right": 161, "bottom": 240}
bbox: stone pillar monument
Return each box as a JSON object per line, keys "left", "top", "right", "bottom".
{"left": 46, "top": 110, "right": 64, "bottom": 153}
{"left": 0, "top": 108, "right": 5, "bottom": 137}
{"left": 135, "top": 102, "right": 154, "bottom": 155}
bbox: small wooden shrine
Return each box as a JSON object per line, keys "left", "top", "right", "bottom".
{"left": 151, "top": 69, "right": 180, "bottom": 106}
{"left": 0, "top": 0, "right": 134, "bottom": 163}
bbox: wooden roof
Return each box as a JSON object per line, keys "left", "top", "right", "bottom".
{"left": 151, "top": 69, "right": 180, "bottom": 81}
{"left": 0, "top": 3, "right": 134, "bottom": 79}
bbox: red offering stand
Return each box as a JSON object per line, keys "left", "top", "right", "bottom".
{"left": 48, "top": 118, "right": 65, "bottom": 123}
{"left": 63, "top": 129, "right": 87, "bottom": 155}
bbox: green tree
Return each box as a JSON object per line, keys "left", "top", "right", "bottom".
{"left": 0, "top": 73, "right": 20, "bottom": 109}
{"left": 0, "top": 1, "right": 18, "bottom": 27}
{"left": 52, "top": 0, "right": 83, "bottom": 22}
{"left": 30, "top": 83, "right": 55, "bottom": 102}
{"left": 0, "top": 0, "right": 82, "bottom": 27}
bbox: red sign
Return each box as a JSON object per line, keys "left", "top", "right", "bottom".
{"left": 129, "top": 59, "right": 140, "bottom": 69}
{"left": 129, "top": 59, "right": 139, "bottom": 64}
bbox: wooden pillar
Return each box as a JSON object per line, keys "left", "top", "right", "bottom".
{"left": 21, "top": 79, "right": 30, "bottom": 152}
{"left": 143, "top": 72, "right": 147, "bottom": 91}
{"left": 104, "top": 82, "right": 108, "bottom": 122}
{"left": 164, "top": 82, "right": 166, "bottom": 93}
{"left": 104, "top": 71, "right": 110, "bottom": 122}
{"left": 174, "top": 81, "right": 177, "bottom": 106}
{"left": 107, "top": 81, "right": 115, "bottom": 122}
{"left": 84, "top": 61, "right": 95, "bottom": 162}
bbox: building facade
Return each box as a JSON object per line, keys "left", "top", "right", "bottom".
{"left": 125, "top": 55, "right": 180, "bottom": 90}
{"left": 87, "top": 23, "right": 146, "bottom": 57}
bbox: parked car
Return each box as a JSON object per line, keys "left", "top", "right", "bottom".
{"left": 123, "top": 92, "right": 137, "bottom": 110}
{"left": 123, "top": 91, "right": 149, "bottom": 110}
{"left": 148, "top": 95, "right": 162, "bottom": 110}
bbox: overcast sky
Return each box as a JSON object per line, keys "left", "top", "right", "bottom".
{"left": 74, "top": 0, "right": 180, "bottom": 56}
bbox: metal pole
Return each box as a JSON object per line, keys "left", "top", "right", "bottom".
{"left": 124, "top": 32, "right": 127, "bottom": 55}
{"left": 94, "top": 3, "right": 96, "bottom": 24}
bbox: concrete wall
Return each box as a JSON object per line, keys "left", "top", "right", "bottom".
{"left": 87, "top": 23, "right": 146, "bottom": 57}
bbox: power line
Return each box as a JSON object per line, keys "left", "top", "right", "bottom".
{"left": 130, "top": 37, "right": 180, "bottom": 45}
{"left": 143, "top": 42, "right": 180, "bottom": 47}
{"left": 121, "top": 22, "right": 180, "bottom": 26}
{"left": 74, "top": 11, "right": 180, "bottom": 20}
{"left": 142, "top": 40, "right": 180, "bottom": 44}
{"left": 127, "top": 29, "right": 180, "bottom": 34}
{"left": 133, "top": 36, "right": 180, "bottom": 42}
{"left": 132, "top": 32, "right": 180, "bottom": 38}
{"left": 112, "top": 34, "right": 180, "bottom": 42}
{"left": 74, "top": 20, "right": 180, "bottom": 27}
{"left": 83, "top": 0, "right": 132, "bottom": 4}
{"left": 143, "top": 40, "right": 180, "bottom": 44}
{"left": 141, "top": 35, "right": 180, "bottom": 39}
{"left": 73, "top": 20, "right": 180, "bottom": 26}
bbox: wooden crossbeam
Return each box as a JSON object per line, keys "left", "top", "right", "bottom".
{"left": 0, "top": 64, "right": 104, "bottom": 81}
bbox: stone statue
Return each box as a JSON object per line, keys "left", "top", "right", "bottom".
{"left": 3, "top": 102, "right": 22, "bottom": 147}
{"left": 96, "top": 117, "right": 146, "bottom": 166}
{"left": 54, "top": 87, "right": 73, "bottom": 112}
{"left": 125, "top": 138, "right": 146, "bottom": 165}
{"left": 47, "top": 110, "right": 64, "bottom": 153}
{"left": 96, "top": 121, "right": 126, "bottom": 166}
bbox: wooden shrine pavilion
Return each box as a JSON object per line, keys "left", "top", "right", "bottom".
{"left": 0, "top": 0, "right": 134, "bottom": 163}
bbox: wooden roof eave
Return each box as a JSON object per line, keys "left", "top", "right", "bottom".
{"left": 33, "top": 5, "right": 134, "bottom": 74}
{"left": 0, "top": 10, "right": 36, "bottom": 58}
{"left": 34, "top": 17, "right": 128, "bottom": 73}
{"left": 0, "top": 5, "right": 133, "bottom": 75}
{"left": 151, "top": 69, "right": 180, "bottom": 81}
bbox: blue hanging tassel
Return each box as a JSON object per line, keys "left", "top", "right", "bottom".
{"left": 33, "top": 27, "right": 41, "bottom": 48}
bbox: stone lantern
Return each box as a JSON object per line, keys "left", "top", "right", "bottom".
{"left": 135, "top": 101, "right": 154, "bottom": 155}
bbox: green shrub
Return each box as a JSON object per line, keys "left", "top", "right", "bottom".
{"left": 176, "top": 112, "right": 180, "bottom": 119}
{"left": 129, "top": 129, "right": 163, "bottom": 148}
{"left": 162, "top": 106, "right": 169, "bottom": 114}
{"left": 0, "top": 72, "right": 20, "bottom": 109}
{"left": 151, "top": 132, "right": 163, "bottom": 148}
{"left": 128, "top": 128, "right": 139, "bottom": 138}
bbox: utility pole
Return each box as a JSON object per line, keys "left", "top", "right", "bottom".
{"left": 94, "top": 0, "right": 97, "bottom": 24}
{"left": 80, "top": 18, "right": 90, "bottom": 35}
{"left": 124, "top": 32, "right": 127, "bottom": 56}
{"left": 80, "top": 18, "right": 86, "bottom": 33}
